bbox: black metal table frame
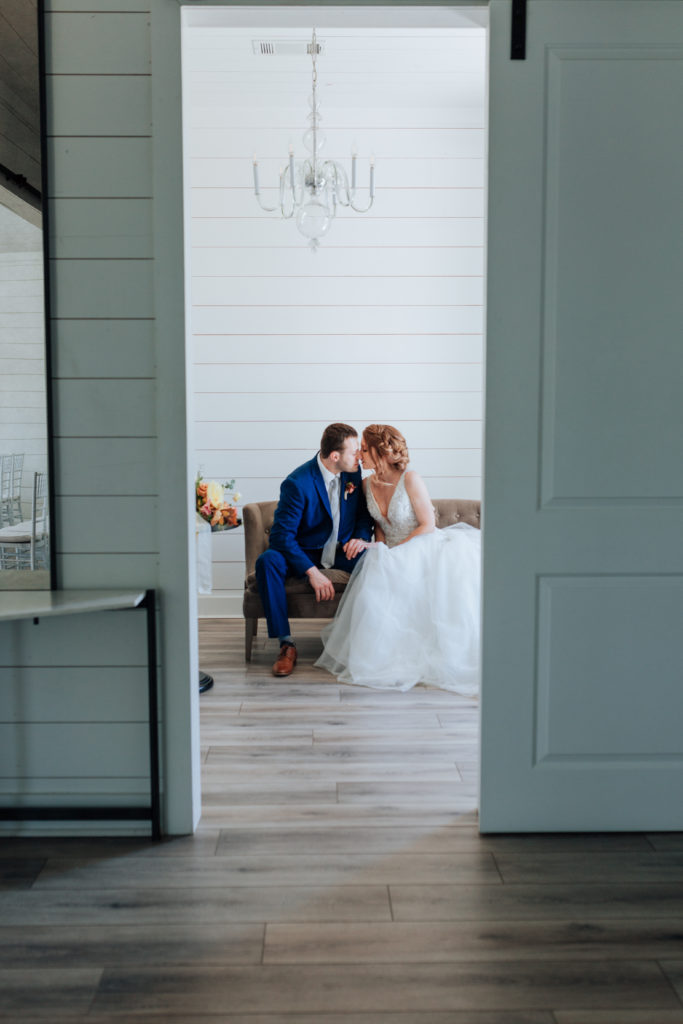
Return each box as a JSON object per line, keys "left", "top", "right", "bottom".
{"left": 0, "top": 589, "right": 161, "bottom": 840}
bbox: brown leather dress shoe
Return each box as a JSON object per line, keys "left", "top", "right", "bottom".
{"left": 272, "top": 643, "right": 297, "bottom": 677}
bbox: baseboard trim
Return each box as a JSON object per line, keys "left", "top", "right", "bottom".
{"left": 197, "top": 593, "right": 242, "bottom": 618}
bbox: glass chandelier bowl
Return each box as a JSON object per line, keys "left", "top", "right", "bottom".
{"left": 296, "top": 200, "right": 332, "bottom": 248}
{"left": 302, "top": 127, "right": 326, "bottom": 155}
{"left": 252, "top": 29, "right": 375, "bottom": 250}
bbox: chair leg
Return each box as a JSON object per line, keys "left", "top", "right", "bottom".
{"left": 245, "top": 617, "right": 257, "bottom": 662}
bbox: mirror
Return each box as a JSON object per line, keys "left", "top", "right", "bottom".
{"left": 0, "top": 0, "right": 53, "bottom": 590}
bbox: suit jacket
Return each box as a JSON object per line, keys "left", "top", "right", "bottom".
{"left": 269, "top": 456, "right": 374, "bottom": 577}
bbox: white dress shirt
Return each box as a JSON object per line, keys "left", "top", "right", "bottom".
{"left": 318, "top": 454, "right": 341, "bottom": 569}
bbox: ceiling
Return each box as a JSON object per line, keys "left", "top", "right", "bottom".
{"left": 182, "top": 7, "right": 487, "bottom": 112}
{"left": 0, "top": 0, "right": 41, "bottom": 202}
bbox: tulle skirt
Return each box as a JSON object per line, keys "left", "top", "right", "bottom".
{"left": 315, "top": 524, "right": 481, "bottom": 695}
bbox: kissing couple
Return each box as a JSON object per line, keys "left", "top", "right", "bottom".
{"left": 256, "top": 422, "right": 481, "bottom": 694}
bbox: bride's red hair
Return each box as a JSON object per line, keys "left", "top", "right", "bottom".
{"left": 363, "top": 424, "right": 410, "bottom": 472}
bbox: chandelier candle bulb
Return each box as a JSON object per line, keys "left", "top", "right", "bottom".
{"left": 288, "top": 145, "right": 296, "bottom": 189}
{"left": 252, "top": 156, "right": 259, "bottom": 194}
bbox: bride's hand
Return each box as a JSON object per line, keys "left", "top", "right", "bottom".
{"left": 343, "top": 538, "right": 372, "bottom": 559}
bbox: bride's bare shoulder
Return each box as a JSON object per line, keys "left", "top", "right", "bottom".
{"left": 404, "top": 470, "right": 430, "bottom": 498}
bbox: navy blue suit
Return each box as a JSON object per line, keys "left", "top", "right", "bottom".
{"left": 256, "top": 455, "right": 374, "bottom": 639}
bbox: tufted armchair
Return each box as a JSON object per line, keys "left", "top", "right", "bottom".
{"left": 242, "top": 497, "right": 481, "bottom": 661}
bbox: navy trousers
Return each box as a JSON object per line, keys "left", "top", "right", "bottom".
{"left": 255, "top": 545, "right": 361, "bottom": 639}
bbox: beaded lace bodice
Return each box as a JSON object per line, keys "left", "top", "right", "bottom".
{"left": 364, "top": 472, "right": 418, "bottom": 548}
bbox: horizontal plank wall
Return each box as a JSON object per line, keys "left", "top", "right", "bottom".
{"left": 0, "top": 0, "right": 199, "bottom": 835}
{"left": 183, "top": 21, "right": 486, "bottom": 616}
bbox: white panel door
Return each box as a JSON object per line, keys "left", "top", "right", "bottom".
{"left": 480, "top": 0, "right": 683, "bottom": 830}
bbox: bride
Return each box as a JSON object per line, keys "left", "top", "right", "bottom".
{"left": 315, "top": 424, "right": 481, "bottom": 695}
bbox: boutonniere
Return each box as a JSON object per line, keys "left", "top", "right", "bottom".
{"left": 344, "top": 481, "right": 356, "bottom": 501}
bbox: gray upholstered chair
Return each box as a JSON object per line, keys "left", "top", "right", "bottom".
{"left": 242, "top": 497, "right": 481, "bottom": 661}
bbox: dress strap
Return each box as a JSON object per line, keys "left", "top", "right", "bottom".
{"left": 364, "top": 476, "right": 383, "bottom": 525}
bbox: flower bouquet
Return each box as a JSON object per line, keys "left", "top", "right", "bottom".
{"left": 196, "top": 475, "right": 242, "bottom": 531}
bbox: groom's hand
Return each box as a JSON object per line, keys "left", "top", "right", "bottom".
{"left": 306, "top": 566, "right": 335, "bottom": 602}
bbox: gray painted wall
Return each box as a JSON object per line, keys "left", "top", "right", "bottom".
{"left": 0, "top": 0, "right": 199, "bottom": 836}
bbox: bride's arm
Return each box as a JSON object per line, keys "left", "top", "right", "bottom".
{"left": 396, "top": 471, "right": 436, "bottom": 545}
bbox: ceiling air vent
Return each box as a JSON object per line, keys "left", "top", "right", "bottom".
{"left": 252, "top": 39, "right": 325, "bottom": 56}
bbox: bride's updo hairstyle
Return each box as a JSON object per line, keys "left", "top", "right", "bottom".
{"left": 363, "top": 424, "right": 410, "bottom": 473}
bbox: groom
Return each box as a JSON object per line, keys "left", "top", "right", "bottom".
{"left": 256, "top": 423, "right": 374, "bottom": 677}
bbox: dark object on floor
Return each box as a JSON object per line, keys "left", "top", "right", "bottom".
{"left": 199, "top": 672, "right": 214, "bottom": 693}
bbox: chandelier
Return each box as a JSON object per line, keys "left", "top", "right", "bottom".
{"left": 251, "top": 29, "right": 375, "bottom": 250}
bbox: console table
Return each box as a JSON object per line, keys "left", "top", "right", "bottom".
{"left": 0, "top": 588, "right": 160, "bottom": 839}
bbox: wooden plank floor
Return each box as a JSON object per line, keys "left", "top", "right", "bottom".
{"left": 1, "top": 617, "right": 683, "bottom": 1021}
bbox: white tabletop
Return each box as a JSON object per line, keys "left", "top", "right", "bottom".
{"left": 0, "top": 589, "right": 147, "bottom": 623}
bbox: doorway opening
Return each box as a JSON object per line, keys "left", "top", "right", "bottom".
{"left": 180, "top": 5, "right": 488, "bottom": 820}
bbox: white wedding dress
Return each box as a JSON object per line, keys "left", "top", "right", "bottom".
{"left": 315, "top": 472, "right": 481, "bottom": 695}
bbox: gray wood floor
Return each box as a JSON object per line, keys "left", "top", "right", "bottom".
{"left": 1, "top": 617, "right": 683, "bottom": 1021}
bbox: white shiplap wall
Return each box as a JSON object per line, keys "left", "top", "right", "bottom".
{"left": 0, "top": 0, "right": 196, "bottom": 835}
{"left": 183, "top": 23, "right": 486, "bottom": 615}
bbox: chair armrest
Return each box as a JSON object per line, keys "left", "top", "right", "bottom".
{"left": 243, "top": 503, "right": 265, "bottom": 581}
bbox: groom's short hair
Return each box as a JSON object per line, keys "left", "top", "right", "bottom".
{"left": 320, "top": 423, "right": 358, "bottom": 459}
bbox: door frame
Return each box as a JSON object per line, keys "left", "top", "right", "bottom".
{"left": 154, "top": 0, "right": 490, "bottom": 833}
